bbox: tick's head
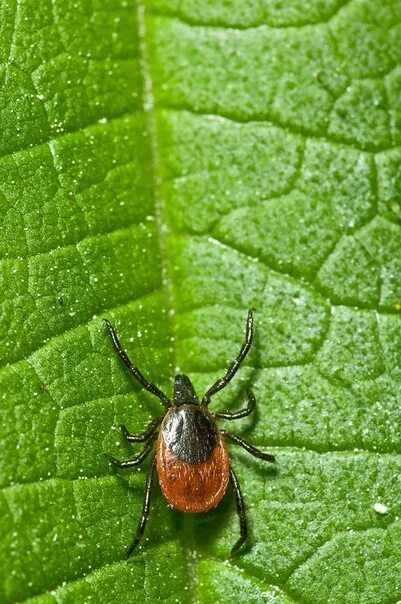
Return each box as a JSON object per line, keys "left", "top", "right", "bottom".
{"left": 173, "top": 374, "right": 199, "bottom": 406}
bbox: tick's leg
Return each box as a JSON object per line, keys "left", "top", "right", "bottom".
{"left": 214, "top": 388, "right": 256, "bottom": 420}
{"left": 229, "top": 465, "right": 248, "bottom": 556}
{"left": 202, "top": 311, "right": 253, "bottom": 406}
{"left": 120, "top": 416, "right": 163, "bottom": 443}
{"left": 126, "top": 455, "right": 157, "bottom": 558}
{"left": 222, "top": 431, "right": 275, "bottom": 463}
{"left": 104, "top": 319, "right": 171, "bottom": 409}
{"left": 106, "top": 438, "right": 155, "bottom": 468}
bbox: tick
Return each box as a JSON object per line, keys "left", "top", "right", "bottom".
{"left": 104, "top": 310, "right": 275, "bottom": 557}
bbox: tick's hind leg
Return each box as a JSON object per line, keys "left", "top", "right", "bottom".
{"left": 222, "top": 431, "right": 275, "bottom": 463}
{"left": 214, "top": 388, "right": 256, "bottom": 420}
{"left": 229, "top": 466, "right": 247, "bottom": 556}
{"left": 126, "top": 456, "right": 157, "bottom": 558}
{"left": 106, "top": 438, "right": 155, "bottom": 468}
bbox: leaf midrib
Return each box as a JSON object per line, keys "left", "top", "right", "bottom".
{"left": 136, "top": 4, "right": 203, "bottom": 603}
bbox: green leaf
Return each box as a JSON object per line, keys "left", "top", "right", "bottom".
{"left": 1, "top": 1, "right": 401, "bottom": 602}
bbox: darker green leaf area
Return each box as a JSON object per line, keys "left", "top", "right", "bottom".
{"left": 1, "top": 1, "right": 401, "bottom": 603}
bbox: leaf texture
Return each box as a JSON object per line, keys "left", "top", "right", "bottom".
{"left": 1, "top": 1, "right": 401, "bottom": 603}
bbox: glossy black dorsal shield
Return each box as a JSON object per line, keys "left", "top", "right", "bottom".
{"left": 162, "top": 405, "right": 217, "bottom": 464}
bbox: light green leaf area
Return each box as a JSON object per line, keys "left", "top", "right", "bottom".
{"left": 1, "top": 0, "right": 401, "bottom": 603}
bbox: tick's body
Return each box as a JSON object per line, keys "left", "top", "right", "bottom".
{"left": 104, "top": 311, "right": 275, "bottom": 557}
{"left": 157, "top": 404, "right": 230, "bottom": 513}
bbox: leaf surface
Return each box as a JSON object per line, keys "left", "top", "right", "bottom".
{"left": 1, "top": 1, "right": 401, "bottom": 603}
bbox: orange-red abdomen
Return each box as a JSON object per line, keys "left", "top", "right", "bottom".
{"left": 156, "top": 405, "right": 230, "bottom": 513}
